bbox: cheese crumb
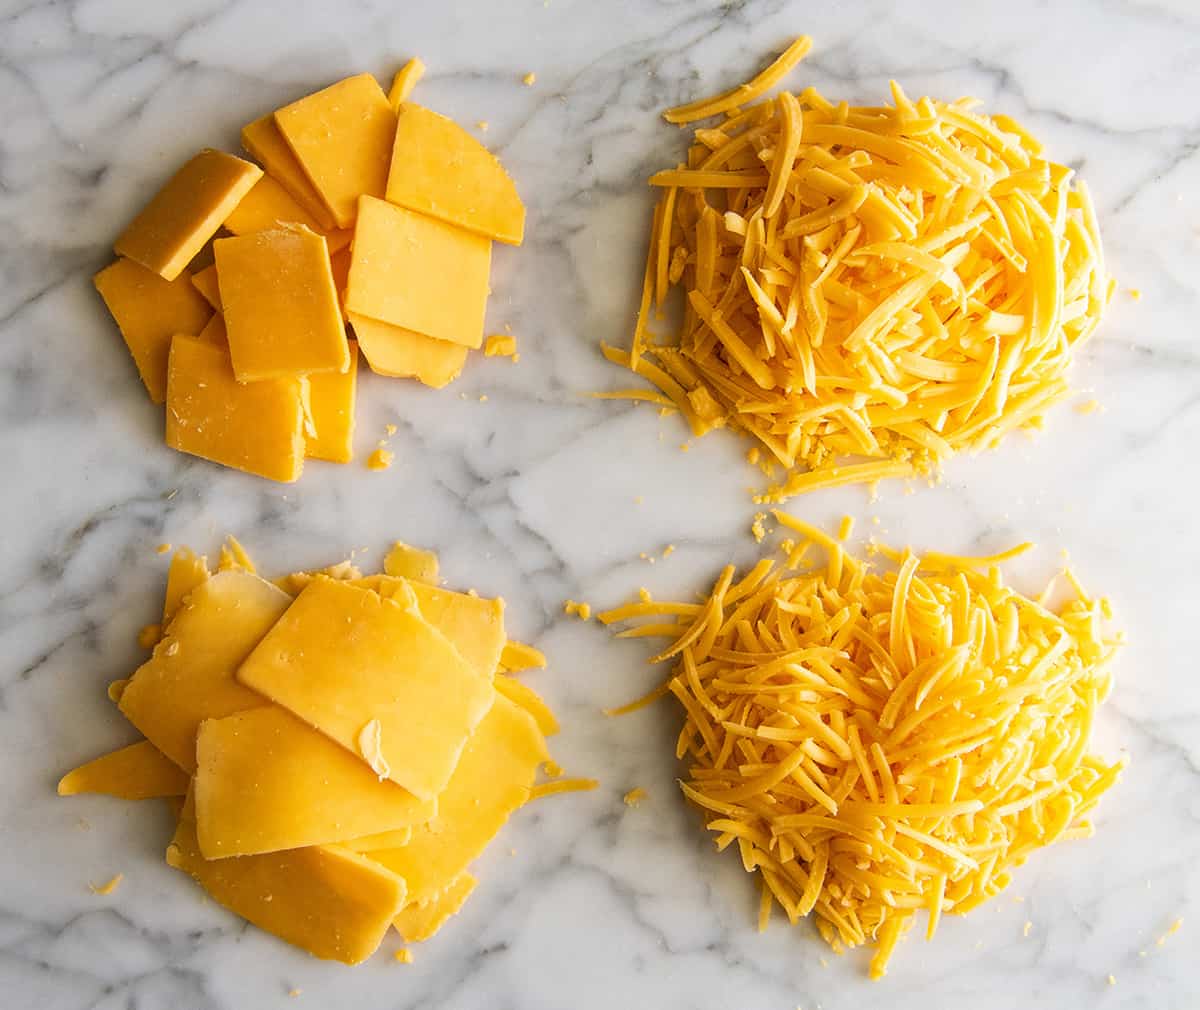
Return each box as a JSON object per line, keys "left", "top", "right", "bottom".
{"left": 662, "top": 544, "right": 676, "bottom": 558}
{"left": 137, "top": 624, "right": 161, "bottom": 649}
{"left": 1107, "top": 974, "right": 1116, "bottom": 986}
{"left": 385, "top": 423, "right": 398, "bottom": 436}
{"left": 156, "top": 542, "right": 172, "bottom": 554}
{"left": 478, "top": 395, "right": 488, "bottom": 403}
{"left": 1023, "top": 920, "right": 1033, "bottom": 937}
{"left": 367, "top": 448, "right": 395, "bottom": 471}
{"left": 357, "top": 719, "right": 391, "bottom": 780}
{"left": 563, "top": 599, "right": 592, "bottom": 621}
{"left": 837, "top": 515, "right": 854, "bottom": 541}
{"left": 288, "top": 989, "right": 302, "bottom": 998}
{"left": 751, "top": 512, "right": 767, "bottom": 543}
{"left": 623, "top": 787, "right": 647, "bottom": 806}
{"left": 476, "top": 120, "right": 489, "bottom": 131}
{"left": 484, "top": 333, "right": 518, "bottom": 358}
{"left": 1128, "top": 288, "right": 1142, "bottom": 301}
{"left": 107, "top": 678, "right": 130, "bottom": 703}
{"left": 638, "top": 587, "right": 653, "bottom": 603}
{"left": 746, "top": 447, "right": 760, "bottom": 466}
{"left": 522, "top": 71, "right": 537, "bottom": 86}
{"left": 543, "top": 760, "right": 564, "bottom": 778}
{"left": 1075, "top": 399, "right": 1102, "bottom": 415}
{"left": 89, "top": 873, "right": 123, "bottom": 895}
{"left": 394, "top": 948, "right": 413, "bottom": 964}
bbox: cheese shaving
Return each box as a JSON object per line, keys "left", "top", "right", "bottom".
{"left": 500, "top": 640, "right": 548, "bottom": 671}
{"left": 357, "top": 719, "right": 391, "bottom": 780}
{"left": 89, "top": 873, "right": 124, "bottom": 895}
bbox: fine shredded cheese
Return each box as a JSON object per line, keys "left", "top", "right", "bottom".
{"left": 601, "top": 517, "right": 1124, "bottom": 977}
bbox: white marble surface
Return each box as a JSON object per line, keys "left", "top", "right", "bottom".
{"left": 1, "top": 0, "right": 1197, "bottom": 1007}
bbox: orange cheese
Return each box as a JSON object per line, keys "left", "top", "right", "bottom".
{"left": 189, "top": 263, "right": 223, "bottom": 311}
{"left": 163, "top": 548, "right": 210, "bottom": 626}
{"left": 196, "top": 313, "right": 227, "bottom": 345}
{"left": 341, "top": 826, "right": 412, "bottom": 852}
{"left": 393, "top": 873, "right": 477, "bottom": 942}
{"left": 386, "top": 103, "right": 525, "bottom": 245}
{"left": 346, "top": 196, "right": 491, "bottom": 349}
{"left": 93, "top": 258, "right": 213, "bottom": 403}
{"left": 114, "top": 149, "right": 261, "bottom": 281}
{"left": 57, "top": 740, "right": 189, "bottom": 800}
{"left": 274, "top": 74, "right": 396, "bottom": 229}
{"left": 329, "top": 247, "right": 352, "bottom": 320}
{"left": 165, "top": 334, "right": 306, "bottom": 482}
{"left": 494, "top": 675, "right": 559, "bottom": 736}
{"left": 224, "top": 172, "right": 331, "bottom": 239}
{"left": 382, "top": 541, "right": 438, "bottom": 584}
{"left": 214, "top": 228, "right": 349, "bottom": 381}
{"left": 305, "top": 339, "right": 358, "bottom": 463}
{"left": 349, "top": 312, "right": 468, "bottom": 388}
{"left": 387, "top": 58, "right": 426, "bottom": 111}
{"left": 240, "top": 114, "right": 338, "bottom": 231}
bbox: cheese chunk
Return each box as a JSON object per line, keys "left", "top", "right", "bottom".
{"left": 341, "top": 826, "right": 412, "bottom": 852}
{"left": 165, "top": 335, "right": 306, "bottom": 483}
{"left": 189, "top": 264, "right": 223, "bottom": 311}
{"left": 349, "top": 312, "right": 468, "bottom": 388}
{"left": 195, "top": 706, "right": 435, "bottom": 859}
{"left": 346, "top": 196, "right": 490, "bottom": 348}
{"left": 382, "top": 541, "right": 438, "bottom": 584}
{"left": 93, "top": 258, "right": 213, "bottom": 403}
{"left": 241, "top": 114, "right": 338, "bottom": 231}
{"left": 114, "top": 149, "right": 262, "bottom": 281}
{"left": 162, "top": 547, "right": 210, "bottom": 626}
{"left": 367, "top": 695, "right": 545, "bottom": 903}
{"left": 57, "top": 740, "right": 189, "bottom": 800}
{"left": 274, "top": 74, "right": 396, "bottom": 229}
{"left": 119, "top": 569, "right": 292, "bottom": 770}
{"left": 305, "top": 339, "right": 358, "bottom": 463}
{"left": 166, "top": 813, "right": 405, "bottom": 965}
{"left": 386, "top": 104, "right": 525, "bottom": 245}
{"left": 214, "top": 228, "right": 349, "bottom": 381}
{"left": 393, "top": 873, "right": 477, "bottom": 943}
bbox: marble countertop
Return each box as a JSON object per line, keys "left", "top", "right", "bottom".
{"left": 2, "top": 0, "right": 1197, "bottom": 1007}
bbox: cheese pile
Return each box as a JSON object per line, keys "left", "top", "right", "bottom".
{"left": 600, "top": 515, "right": 1124, "bottom": 978}
{"left": 94, "top": 60, "right": 525, "bottom": 482}
{"left": 58, "top": 538, "right": 583, "bottom": 965}
{"left": 607, "top": 37, "right": 1111, "bottom": 501}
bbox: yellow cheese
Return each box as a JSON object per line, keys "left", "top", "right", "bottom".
{"left": 163, "top": 548, "right": 210, "bottom": 626}
{"left": 224, "top": 172, "right": 326, "bottom": 237}
{"left": 367, "top": 694, "right": 546, "bottom": 902}
{"left": 114, "top": 149, "right": 262, "bottom": 281}
{"left": 329, "top": 247, "right": 352, "bottom": 320}
{"left": 236, "top": 577, "right": 495, "bottom": 801}
{"left": 214, "top": 228, "right": 349, "bottom": 381}
{"left": 349, "top": 312, "right": 468, "bottom": 388}
{"left": 189, "top": 263, "right": 223, "bottom": 311}
{"left": 90, "top": 873, "right": 123, "bottom": 895}
{"left": 393, "top": 873, "right": 477, "bottom": 943}
{"left": 93, "top": 258, "right": 213, "bottom": 403}
{"left": 499, "top": 640, "right": 547, "bottom": 672}
{"left": 494, "top": 674, "right": 559, "bottom": 736}
{"left": 386, "top": 103, "right": 525, "bottom": 246}
{"left": 341, "top": 826, "right": 412, "bottom": 852}
{"left": 346, "top": 196, "right": 491, "bottom": 349}
{"left": 165, "top": 335, "right": 306, "bottom": 483}
{"left": 305, "top": 339, "right": 358, "bottom": 463}
{"left": 57, "top": 740, "right": 189, "bottom": 800}
{"left": 241, "top": 114, "right": 338, "bottom": 231}
{"left": 274, "top": 74, "right": 396, "bottom": 229}
{"left": 166, "top": 812, "right": 406, "bottom": 965}
{"left": 119, "top": 569, "right": 292, "bottom": 770}
{"left": 484, "top": 333, "right": 517, "bottom": 358}
{"left": 194, "top": 705, "right": 435, "bottom": 858}
{"left": 387, "top": 58, "right": 426, "bottom": 111}
{"left": 382, "top": 541, "right": 438, "bottom": 584}
{"left": 196, "top": 313, "right": 227, "bottom": 345}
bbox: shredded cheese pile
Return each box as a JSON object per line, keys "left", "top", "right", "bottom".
{"left": 606, "top": 36, "right": 1111, "bottom": 501}
{"left": 600, "top": 515, "right": 1124, "bottom": 977}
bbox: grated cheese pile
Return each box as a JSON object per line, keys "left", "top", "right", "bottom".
{"left": 606, "top": 36, "right": 1111, "bottom": 501}
{"left": 600, "top": 515, "right": 1124, "bottom": 977}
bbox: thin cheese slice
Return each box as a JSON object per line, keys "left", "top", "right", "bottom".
{"left": 194, "top": 705, "right": 435, "bottom": 858}
{"left": 162, "top": 547, "right": 210, "bottom": 626}
{"left": 348, "top": 312, "right": 469, "bottom": 388}
{"left": 57, "top": 740, "right": 189, "bottom": 800}
{"left": 305, "top": 339, "right": 358, "bottom": 463}
{"left": 393, "top": 872, "right": 477, "bottom": 943}
{"left": 382, "top": 541, "right": 438, "bottom": 584}
{"left": 341, "top": 827, "right": 412, "bottom": 853}
{"left": 119, "top": 569, "right": 292, "bottom": 770}
{"left": 241, "top": 114, "right": 339, "bottom": 231}
{"left": 494, "top": 674, "right": 559, "bottom": 736}
{"left": 224, "top": 172, "right": 327, "bottom": 238}
{"left": 236, "top": 577, "right": 495, "bottom": 801}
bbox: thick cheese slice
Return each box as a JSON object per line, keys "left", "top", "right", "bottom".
{"left": 274, "top": 74, "right": 396, "bottom": 230}
{"left": 346, "top": 196, "right": 491, "bottom": 349}
{"left": 113, "top": 149, "right": 262, "bottom": 281}
{"left": 367, "top": 694, "right": 545, "bottom": 903}
{"left": 214, "top": 228, "right": 349, "bottom": 382}
{"left": 386, "top": 103, "right": 525, "bottom": 245}
{"left": 119, "top": 569, "right": 291, "bottom": 770}
{"left": 393, "top": 872, "right": 477, "bottom": 943}
{"left": 196, "top": 313, "right": 227, "bottom": 345}
{"left": 240, "top": 114, "right": 338, "bottom": 231}
{"left": 57, "top": 740, "right": 189, "bottom": 800}
{"left": 163, "top": 547, "right": 210, "bottom": 626}
{"left": 348, "top": 312, "right": 468, "bottom": 388}
{"left": 93, "top": 258, "right": 213, "bottom": 403}
{"left": 382, "top": 541, "right": 438, "bottom": 584}
{"left": 189, "top": 263, "right": 223, "bottom": 311}
{"left": 223, "top": 174, "right": 352, "bottom": 253}
{"left": 236, "top": 577, "right": 495, "bottom": 801}
{"left": 194, "top": 705, "right": 435, "bottom": 859}
{"left": 166, "top": 813, "right": 406, "bottom": 965}
{"left": 305, "top": 339, "right": 358, "bottom": 463}
{"left": 165, "top": 334, "right": 307, "bottom": 483}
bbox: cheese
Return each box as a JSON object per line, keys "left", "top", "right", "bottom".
{"left": 383, "top": 541, "right": 439, "bottom": 584}
{"left": 388, "top": 57, "right": 426, "bottom": 111}
{"left": 89, "top": 874, "right": 123, "bottom": 895}
{"left": 57, "top": 740, "right": 189, "bottom": 800}
{"left": 366, "top": 694, "right": 546, "bottom": 903}
{"left": 114, "top": 149, "right": 262, "bottom": 281}
{"left": 194, "top": 705, "right": 435, "bottom": 858}
{"left": 224, "top": 172, "right": 334, "bottom": 241}
{"left": 214, "top": 228, "right": 349, "bottom": 381}
{"left": 484, "top": 333, "right": 518, "bottom": 358}
{"left": 563, "top": 600, "right": 592, "bottom": 620}
{"left": 603, "top": 517, "right": 1125, "bottom": 977}
{"left": 367, "top": 448, "right": 394, "bottom": 471}
{"left": 393, "top": 872, "right": 477, "bottom": 942}
{"left": 119, "top": 569, "right": 292, "bottom": 770}
{"left": 93, "top": 258, "right": 213, "bottom": 403}
{"left": 166, "top": 811, "right": 406, "bottom": 965}
{"left": 385, "top": 103, "right": 525, "bottom": 245}
{"left": 162, "top": 547, "right": 210, "bottom": 626}
{"left": 236, "top": 577, "right": 495, "bottom": 801}
{"left": 494, "top": 674, "right": 559, "bottom": 736}
{"left": 137, "top": 624, "right": 161, "bottom": 649}
{"left": 499, "top": 640, "right": 547, "bottom": 672}
{"left": 189, "top": 263, "right": 223, "bottom": 311}
{"left": 329, "top": 246, "right": 352, "bottom": 320}
{"left": 623, "top": 787, "right": 647, "bottom": 807}
{"left": 240, "top": 114, "right": 339, "bottom": 231}
{"left": 346, "top": 196, "right": 491, "bottom": 349}
{"left": 274, "top": 74, "right": 396, "bottom": 229}
{"left": 349, "top": 312, "right": 469, "bottom": 388}
{"left": 341, "top": 827, "right": 412, "bottom": 852}
{"left": 165, "top": 334, "right": 307, "bottom": 482}
{"left": 196, "top": 312, "right": 227, "bottom": 345}
{"left": 305, "top": 339, "right": 358, "bottom": 463}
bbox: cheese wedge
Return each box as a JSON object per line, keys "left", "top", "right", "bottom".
{"left": 348, "top": 312, "right": 468, "bottom": 388}
{"left": 57, "top": 740, "right": 189, "bottom": 800}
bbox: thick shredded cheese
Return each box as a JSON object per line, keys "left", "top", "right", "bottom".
{"left": 613, "top": 38, "right": 1110, "bottom": 501}
{"left": 601, "top": 516, "right": 1124, "bottom": 977}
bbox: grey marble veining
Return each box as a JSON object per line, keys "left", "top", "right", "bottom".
{"left": 1, "top": 1, "right": 1197, "bottom": 1008}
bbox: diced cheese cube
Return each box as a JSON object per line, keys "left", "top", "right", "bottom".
{"left": 305, "top": 339, "right": 358, "bottom": 463}
{"left": 113, "top": 149, "right": 262, "bottom": 281}
{"left": 195, "top": 705, "right": 435, "bottom": 859}
{"left": 162, "top": 547, "right": 210, "bottom": 626}
{"left": 93, "top": 258, "right": 213, "bottom": 403}
{"left": 349, "top": 312, "right": 468, "bottom": 388}
{"left": 346, "top": 196, "right": 491, "bottom": 349}
{"left": 165, "top": 334, "right": 306, "bottom": 482}
{"left": 393, "top": 872, "right": 477, "bottom": 943}
{"left": 382, "top": 541, "right": 438, "bottom": 584}
{"left": 189, "top": 263, "right": 223, "bottom": 311}
{"left": 236, "top": 577, "right": 495, "bottom": 802}
{"left": 274, "top": 74, "right": 396, "bottom": 229}
{"left": 57, "top": 740, "right": 189, "bottom": 800}
{"left": 386, "top": 103, "right": 525, "bottom": 245}
{"left": 119, "top": 569, "right": 292, "bottom": 770}
{"left": 214, "top": 228, "right": 349, "bottom": 381}
{"left": 241, "top": 114, "right": 338, "bottom": 232}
